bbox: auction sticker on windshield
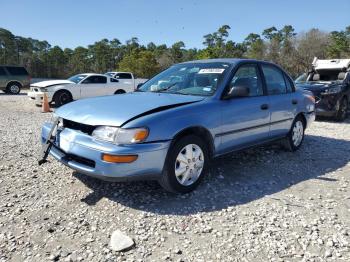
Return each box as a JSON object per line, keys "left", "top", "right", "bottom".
{"left": 198, "top": 68, "right": 225, "bottom": 74}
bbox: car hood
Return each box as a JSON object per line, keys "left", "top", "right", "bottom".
{"left": 296, "top": 81, "right": 341, "bottom": 92}
{"left": 55, "top": 92, "right": 205, "bottom": 127}
{"left": 31, "top": 79, "right": 73, "bottom": 88}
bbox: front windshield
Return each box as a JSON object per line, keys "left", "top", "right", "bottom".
{"left": 105, "top": 72, "right": 114, "bottom": 77}
{"left": 139, "top": 62, "right": 231, "bottom": 96}
{"left": 68, "top": 74, "right": 87, "bottom": 84}
{"left": 295, "top": 73, "right": 307, "bottom": 83}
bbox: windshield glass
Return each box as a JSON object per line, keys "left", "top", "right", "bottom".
{"left": 139, "top": 62, "right": 231, "bottom": 96}
{"left": 295, "top": 73, "right": 307, "bottom": 83}
{"left": 68, "top": 74, "right": 87, "bottom": 83}
{"left": 105, "top": 72, "right": 114, "bottom": 77}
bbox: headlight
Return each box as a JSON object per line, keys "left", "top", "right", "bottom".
{"left": 92, "top": 126, "right": 149, "bottom": 144}
{"left": 323, "top": 86, "right": 342, "bottom": 94}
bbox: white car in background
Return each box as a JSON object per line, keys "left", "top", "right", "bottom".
{"left": 104, "top": 72, "right": 148, "bottom": 90}
{"left": 28, "top": 73, "right": 135, "bottom": 106}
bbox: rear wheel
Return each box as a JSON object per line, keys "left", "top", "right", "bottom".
{"left": 6, "top": 82, "right": 21, "bottom": 95}
{"left": 335, "top": 97, "right": 348, "bottom": 122}
{"left": 53, "top": 90, "right": 72, "bottom": 107}
{"left": 159, "top": 135, "right": 208, "bottom": 193}
{"left": 282, "top": 116, "right": 305, "bottom": 152}
{"left": 114, "top": 89, "right": 126, "bottom": 94}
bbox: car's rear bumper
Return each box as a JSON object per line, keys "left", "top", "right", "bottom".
{"left": 41, "top": 122, "right": 170, "bottom": 181}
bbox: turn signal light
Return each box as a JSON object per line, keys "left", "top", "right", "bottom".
{"left": 102, "top": 154, "right": 138, "bottom": 163}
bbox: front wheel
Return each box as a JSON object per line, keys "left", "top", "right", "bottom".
{"left": 159, "top": 135, "right": 209, "bottom": 193}
{"left": 53, "top": 90, "right": 72, "bottom": 107}
{"left": 282, "top": 117, "right": 305, "bottom": 152}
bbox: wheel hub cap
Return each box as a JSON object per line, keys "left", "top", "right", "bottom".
{"left": 175, "top": 144, "right": 204, "bottom": 186}
{"left": 10, "top": 85, "right": 19, "bottom": 93}
{"left": 292, "top": 121, "right": 303, "bottom": 147}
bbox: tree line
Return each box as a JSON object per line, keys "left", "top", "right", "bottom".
{"left": 0, "top": 25, "right": 349, "bottom": 79}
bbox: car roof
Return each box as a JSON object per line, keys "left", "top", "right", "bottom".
{"left": 80, "top": 73, "right": 109, "bottom": 77}
{"left": 178, "top": 58, "right": 274, "bottom": 65}
{"left": 0, "top": 65, "right": 27, "bottom": 68}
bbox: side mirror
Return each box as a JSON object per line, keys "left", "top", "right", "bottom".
{"left": 224, "top": 85, "right": 250, "bottom": 99}
{"left": 136, "top": 83, "right": 143, "bottom": 90}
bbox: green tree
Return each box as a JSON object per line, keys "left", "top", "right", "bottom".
{"left": 118, "top": 50, "right": 159, "bottom": 78}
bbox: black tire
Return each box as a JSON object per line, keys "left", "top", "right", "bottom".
{"left": 6, "top": 82, "right": 21, "bottom": 95}
{"left": 282, "top": 116, "right": 305, "bottom": 152}
{"left": 335, "top": 97, "right": 348, "bottom": 122}
{"left": 53, "top": 90, "right": 72, "bottom": 107}
{"left": 159, "top": 135, "right": 209, "bottom": 193}
{"left": 114, "top": 89, "right": 126, "bottom": 94}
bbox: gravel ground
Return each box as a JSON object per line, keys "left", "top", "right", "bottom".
{"left": 0, "top": 93, "right": 349, "bottom": 262}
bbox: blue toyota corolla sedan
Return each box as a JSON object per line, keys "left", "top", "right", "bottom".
{"left": 40, "top": 59, "right": 315, "bottom": 193}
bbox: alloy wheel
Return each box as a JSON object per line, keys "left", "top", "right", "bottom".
{"left": 10, "top": 85, "right": 20, "bottom": 94}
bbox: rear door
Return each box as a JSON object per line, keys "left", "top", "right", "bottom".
{"left": 218, "top": 63, "right": 271, "bottom": 154}
{"left": 0, "top": 67, "right": 7, "bottom": 89}
{"left": 79, "top": 75, "right": 108, "bottom": 98}
{"left": 260, "top": 63, "right": 295, "bottom": 138}
{"left": 115, "top": 73, "right": 134, "bottom": 89}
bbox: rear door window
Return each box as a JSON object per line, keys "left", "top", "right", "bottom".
{"left": 5, "top": 67, "right": 28, "bottom": 76}
{"left": 261, "top": 65, "right": 287, "bottom": 95}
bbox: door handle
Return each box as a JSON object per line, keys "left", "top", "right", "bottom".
{"left": 260, "top": 104, "right": 269, "bottom": 110}
{"left": 292, "top": 99, "right": 298, "bottom": 105}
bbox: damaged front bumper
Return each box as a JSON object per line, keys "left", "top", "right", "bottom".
{"left": 28, "top": 91, "right": 53, "bottom": 105}
{"left": 315, "top": 93, "right": 342, "bottom": 117}
{"left": 40, "top": 122, "right": 170, "bottom": 181}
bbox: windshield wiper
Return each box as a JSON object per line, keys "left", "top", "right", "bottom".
{"left": 154, "top": 82, "right": 180, "bottom": 93}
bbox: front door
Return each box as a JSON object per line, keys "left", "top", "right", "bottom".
{"left": 218, "top": 63, "right": 270, "bottom": 154}
{"left": 79, "top": 75, "right": 108, "bottom": 98}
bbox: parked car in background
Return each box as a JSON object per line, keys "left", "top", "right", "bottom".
{"left": 104, "top": 71, "right": 147, "bottom": 90}
{"left": 296, "top": 58, "right": 350, "bottom": 121}
{"left": 28, "top": 73, "right": 135, "bottom": 106}
{"left": 0, "top": 65, "right": 30, "bottom": 94}
{"left": 40, "top": 59, "right": 315, "bottom": 193}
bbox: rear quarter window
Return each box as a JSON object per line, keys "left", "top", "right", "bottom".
{"left": 116, "top": 73, "right": 132, "bottom": 79}
{"left": 6, "top": 67, "right": 28, "bottom": 76}
{"left": 0, "top": 67, "right": 6, "bottom": 76}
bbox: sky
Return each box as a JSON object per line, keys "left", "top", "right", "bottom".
{"left": 1, "top": 0, "right": 349, "bottom": 49}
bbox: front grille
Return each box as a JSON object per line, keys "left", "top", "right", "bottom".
{"left": 66, "top": 153, "right": 96, "bottom": 168}
{"left": 63, "top": 119, "right": 95, "bottom": 135}
{"left": 53, "top": 145, "right": 96, "bottom": 168}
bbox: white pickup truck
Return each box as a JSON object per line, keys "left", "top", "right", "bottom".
{"left": 28, "top": 73, "right": 146, "bottom": 106}
{"left": 105, "top": 72, "right": 148, "bottom": 90}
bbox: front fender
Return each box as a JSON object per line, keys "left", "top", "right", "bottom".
{"left": 50, "top": 84, "right": 79, "bottom": 100}
{"left": 123, "top": 100, "right": 222, "bottom": 147}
